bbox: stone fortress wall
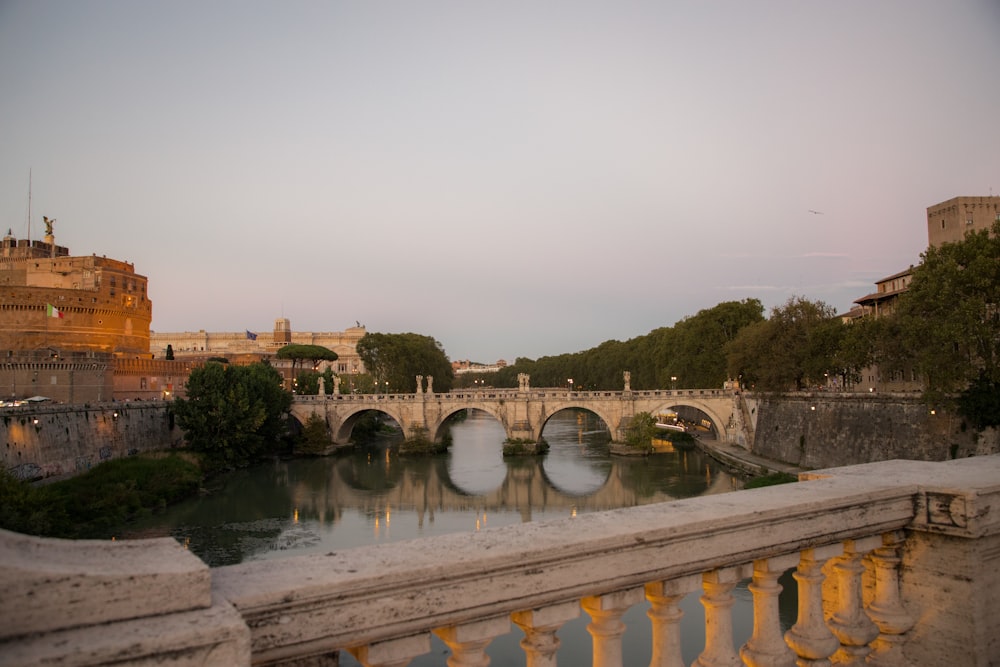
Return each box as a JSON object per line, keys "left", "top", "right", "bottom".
{"left": 2, "top": 402, "right": 180, "bottom": 481}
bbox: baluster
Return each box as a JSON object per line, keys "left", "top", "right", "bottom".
{"left": 694, "top": 565, "right": 749, "bottom": 667}
{"left": 646, "top": 574, "right": 700, "bottom": 667}
{"left": 785, "top": 546, "right": 841, "bottom": 666}
{"left": 511, "top": 601, "right": 580, "bottom": 667}
{"left": 826, "top": 538, "right": 880, "bottom": 665}
{"left": 740, "top": 556, "right": 797, "bottom": 667}
{"left": 581, "top": 587, "right": 644, "bottom": 667}
{"left": 866, "top": 532, "right": 914, "bottom": 667}
{"left": 433, "top": 615, "right": 510, "bottom": 667}
{"left": 349, "top": 633, "right": 431, "bottom": 667}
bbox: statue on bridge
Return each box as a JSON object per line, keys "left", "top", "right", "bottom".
{"left": 518, "top": 373, "right": 530, "bottom": 391}
{"left": 318, "top": 376, "right": 325, "bottom": 396}
{"left": 416, "top": 375, "right": 423, "bottom": 395}
{"left": 426, "top": 375, "right": 433, "bottom": 394}
{"left": 333, "top": 376, "right": 341, "bottom": 395}
{"left": 623, "top": 371, "right": 631, "bottom": 392}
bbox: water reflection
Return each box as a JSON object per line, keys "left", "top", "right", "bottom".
{"left": 124, "top": 408, "right": 793, "bottom": 666}
{"left": 129, "top": 409, "right": 740, "bottom": 567}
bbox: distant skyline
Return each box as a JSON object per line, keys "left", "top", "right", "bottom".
{"left": 2, "top": 1, "right": 998, "bottom": 363}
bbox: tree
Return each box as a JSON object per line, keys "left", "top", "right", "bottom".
{"left": 173, "top": 361, "right": 292, "bottom": 467}
{"left": 356, "top": 332, "right": 453, "bottom": 392}
{"left": 665, "top": 299, "right": 765, "bottom": 388}
{"left": 276, "top": 344, "right": 339, "bottom": 379}
{"left": 893, "top": 222, "right": 1000, "bottom": 397}
{"left": 726, "top": 296, "right": 838, "bottom": 391}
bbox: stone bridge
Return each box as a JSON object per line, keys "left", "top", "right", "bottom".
{"left": 290, "top": 384, "right": 737, "bottom": 446}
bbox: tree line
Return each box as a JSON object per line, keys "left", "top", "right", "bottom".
{"left": 174, "top": 221, "right": 1000, "bottom": 466}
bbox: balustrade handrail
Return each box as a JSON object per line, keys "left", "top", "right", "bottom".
{"left": 211, "top": 462, "right": 923, "bottom": 663}
{"left": 295, "top": 387, "right": 730, "bottom": 402}
{"left": 5, "top": 456, "right": 1000, "bottom": 666}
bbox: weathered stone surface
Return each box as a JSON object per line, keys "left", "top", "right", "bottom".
{"left": 0, "top": 593, "right": 250, "bottom": 667}
{"left": 750, "top": 393, "right": 992, "bottom": 469}
{"left": 0, "top": 528, "right": 211, "bottom": 640}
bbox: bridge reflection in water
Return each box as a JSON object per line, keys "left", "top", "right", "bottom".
{"left": 135, "top": 410, "right": 741, "bottom": 570}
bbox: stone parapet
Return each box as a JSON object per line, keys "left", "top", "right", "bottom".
{"left": 3, "top": 457, "right": 1000, "bottom": 665}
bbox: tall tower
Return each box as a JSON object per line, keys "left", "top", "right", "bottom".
{"left": 273, "top": 318, "right": 292, "bottom": 345}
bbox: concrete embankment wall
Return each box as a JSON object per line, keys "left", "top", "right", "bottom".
{"left": 1, "top": 402, "right": 183, "bottom": 481}
{"left": 747, "top": 392, "right": 998, "bottom": 470}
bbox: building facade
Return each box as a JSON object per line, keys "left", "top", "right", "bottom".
{"left": 150, "top": 319, "right": 369, "bottom": 391}
{"left": 926, "top": 195, "right": 1000, "bottom": 248}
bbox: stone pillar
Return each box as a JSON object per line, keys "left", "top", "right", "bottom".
{"left": 646, "top": 574, "right": 700, "bottom": 667}
{"left": 866, "top": 532, "right": 914, "bottom": 667}
{"left": 826, "top": 538, "right": 880, "bottom": 665}
{"left": 784, "top": 547, "right": 841, "bottom": 666}
{"left": 511, "top": 601, "right": 580, "bottom": 667}
{"left": 740, "top": 557, "right": 797, "bottom": 667}
{"left": 349, "top": 633, "right": 431, "bottom": 667}
{"left": 693, "top": 568, "right": 744, "bottom": 667}
{"left": 433, "top": 615, "right": 509, "bottom": 667}
{"left": 582, "top": 588, "right": 644, "bottom": 667}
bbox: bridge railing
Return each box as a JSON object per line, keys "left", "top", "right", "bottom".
{"left": 5, "top": 456, "right": 997, "bottom": 665}
{"left": 293, "top": 387, "right": 732, "bottom": 402}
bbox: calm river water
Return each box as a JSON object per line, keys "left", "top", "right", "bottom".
{"left": 131, "top": 408, "right": 794, "bottom": 665}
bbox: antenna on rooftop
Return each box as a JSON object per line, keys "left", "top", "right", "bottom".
{"left": 26, "top": 168, "right": 32, "bottom": 242}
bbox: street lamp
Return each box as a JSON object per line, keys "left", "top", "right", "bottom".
{"left": 671, "top": 376, "right": 677, "bottom": 390}
{"left": 568, "top": 378, "right": 574, "bottom": 393}
{"left": 384, "top": 381, "right": 388, "bottom": 395}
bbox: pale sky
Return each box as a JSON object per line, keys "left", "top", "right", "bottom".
{"left": 2, "top": 1, "right": 998, "bottom": 363}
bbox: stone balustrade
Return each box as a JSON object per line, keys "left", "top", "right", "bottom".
{"left": 3, "top": 456, "right": 999, "bottom": 666}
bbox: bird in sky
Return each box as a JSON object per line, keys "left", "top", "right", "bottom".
{"left": 808, "top": 209, "right": 824, "bottom": 215}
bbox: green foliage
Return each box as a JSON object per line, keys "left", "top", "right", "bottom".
{"left": 744, "top": 472, "right": 798, "bottom": 489}
{"left": 726, "top": 296, "right": 840, "bottom": 391}
{"left": 399, "top": 425, "right": 448, "bottom": 455}
{"left": 494, "top": 300, "right": 764, "bottom": 390}
{"left": 957, "top": 373, "right": 1000, "bottom": 429}
{"left": 276, "top": 344, "right": 339, "bottom": 371}
{"left": 0, "top": 454, "right": 202, "bottom": 539}
{"left": 892, "top": 222, "right": 1000, "bottom": 398}
{"left": 624, "top": 412, "right": 658, "bottom": 451}
{"left": 297, "top": 413, "right": 330, "bottom": 455}
{"left": 173, "top": 362, "right": 293, "bottom": 467}
{"left": 295, "top": 367, "right": 337, "bottom": 395}
{"left": 356, "top": 332, "right": 454, "bottom": 392}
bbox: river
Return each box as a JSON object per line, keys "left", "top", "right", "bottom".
{"left": 130, "top": 408, "right": 794, "bottom": 665}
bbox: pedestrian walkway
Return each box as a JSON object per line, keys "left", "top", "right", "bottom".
{"left": 695, "top": 436, "right": 805, "bottom": 477}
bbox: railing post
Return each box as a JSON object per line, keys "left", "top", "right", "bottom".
{"left": 433, "top": 615, "right": 510, "bottom": 667}
{"left": 865, "top": 532, "right": 914, "bottom": 667}
{"left": 582, "top": 587, "right": 644, "bottom": 667}
{"left": 693, "top": 565, "right": 749, "bottom": 667}
{"left": 646, "top": 574, "right": 700, "bottom": 667}
{"left": 740, "top": 556, "right": 797, "bottom": 667}
{"left": 348, "top": 634, "right": 431, "bottom": 667}
{"left": 826, "top": 538, "right": 880, "bottom": 665}
{"left": 784, "top": 546, "right": 841, "bottom": 666}
{"left": 511, "top": 601, "right": 580, "bottom": 667}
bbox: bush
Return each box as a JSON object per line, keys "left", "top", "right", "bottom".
{"left": 0, "top": 454, "right": 202, "bottom": 539}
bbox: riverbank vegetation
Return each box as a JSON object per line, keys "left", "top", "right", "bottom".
{"left": 0, "top": 453, "right": 202, "bottom": 539}
{"left": 172, "top": 360, "right": 293, "bottom": 469}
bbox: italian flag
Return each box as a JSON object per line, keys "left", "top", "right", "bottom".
{"left": 46, "top": 303, "right": 64, "bottom": 319}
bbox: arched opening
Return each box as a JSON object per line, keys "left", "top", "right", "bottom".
{"left": 441, "top": 408, "right": 507, "bottom": 496}
{"left": 539, "top": 408, "right": 612, "bottom": 496}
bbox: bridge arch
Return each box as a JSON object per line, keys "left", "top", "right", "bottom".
{"left": 650, "top": 399, "right": 728, "bottom": 440}
{"left": 537, "top": 405, "right": 615, "bottom": 442}
{"left": 429, "top": 406, "right": 506, "bottom": 445}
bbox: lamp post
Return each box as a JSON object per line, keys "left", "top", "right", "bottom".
{"left": 568, "top": 378, "right": 574, "bottom": 393}
{"left": 671, "top": 376, "right": 677, "bottom": 390}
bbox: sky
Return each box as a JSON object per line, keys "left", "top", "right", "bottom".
{"left": 2, "top": 1, "right": 999, "bottom": 364}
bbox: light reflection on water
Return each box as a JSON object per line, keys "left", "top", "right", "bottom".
{"left": 130, "top": 408, "right": 795, "bottom": 665}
